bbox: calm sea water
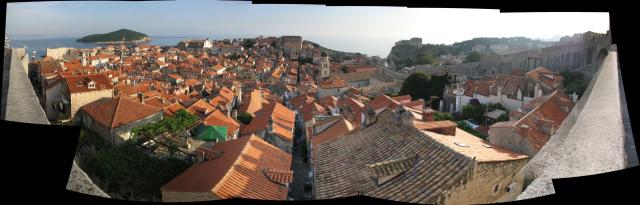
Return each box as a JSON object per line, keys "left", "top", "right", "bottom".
{"left": 10, "top": 35, "right": 395, "bottom": 59}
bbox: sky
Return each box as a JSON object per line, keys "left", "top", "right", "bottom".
{"left": 5, "top": 0, "right": 610, "bottom": 57}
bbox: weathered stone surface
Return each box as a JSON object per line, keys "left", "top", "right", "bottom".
{"left": 1, "top": 48, "right": 50, "bottom": 124}
{"left": 66, "top": 161, "right": 110, "bottom": 198}
{"left": 517, "top": 51, "right": 637, "bottom": 200}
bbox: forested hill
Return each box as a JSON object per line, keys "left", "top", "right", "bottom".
{"left": 387, "top": 37, "right": 555, "bottom": 67}
{"left": 77, "top": 29, "right": 150, "bottom": 43}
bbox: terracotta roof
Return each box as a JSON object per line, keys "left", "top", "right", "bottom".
{"left": 290, "top": 94, "right": 316, "bottom": 109}
{"left": 185, "top": 78, "right": 200, "bottom": 87}
{"left": 463, "top": 78, "right": 494, "bottom": 97}
{"left": 80, "top": 97, "right": 162, "bottom": 129}
{"left": 186, "top": 99, "right": 216, "bottom": 117}
{"left": 218, "top": 86, "right": 235, "bottom": 102}
{"left": 423, "top": 127, "right": 528, "bottom": 162}
{"left": 239, "top": 89, "right": 269, "bottom": 116}
{"left": 143, "top": 97, "right": 165, "bottom": 108}
{"left": 526, "top": 66, "right": 564, "bottom": 89}
{"left": 203, "top": 109, "right": 240, "bottom": 138}
{"left": 364, "top": 95, "right": 401, "bottom": 114}
{"left": 241, "top": 102, "right": 295, "bottom": 142}
{"left": 513, "top": 91, "right": 575, "bottom": 151}
{"left": 391, "top": 95, "right": 412, "bottom": 104}
{"left": 492, "top": 74, "right": 525, "bottom": 98}
{"left": 63, "top": 74, "right": 113, "bottom": 94}
{"left": 312, "top": 109, "right": 474, "bottom": 202}
{"left": 401, "top": 99, "right": 425, "bottom": 111}
{"left": 319, "top": 76, "right": 348, "bottom": 89}
{"left": 161, "top": 135, "right": 292, "bottom": 200}
{"left": 311, "top": 117, "right": 355, "bottom": 146}
{"left": 163, "top": 103, "right": 185, "bottom": 117}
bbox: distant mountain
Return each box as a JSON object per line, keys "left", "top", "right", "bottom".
{"left": 303, "top": 40, "right": 360, "bottom": 61}
{"left": 387, "top": 36, "right": 556, "bottom": 67}
{"left": 77, "top": 29, "right": 150, "bottom": 43}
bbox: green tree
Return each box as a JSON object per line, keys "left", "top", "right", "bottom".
{"left": 560, "top": 70, "right": 588, "bottom": 97}
{"left": 456, "top": 120, "right": 487, "bottom": 139}
{"left": 461, "top": 104, "right": 485, "bottom": 123}
{"left": 495, "top": 113, "right": 509, "bottom": 122}
{"left": 242, "top": 39, "right": 256, "bottom": 49}
{"left": 433, "top": 111, "right": 454, "bottom": 121}
{"left": 463, "top": 51, "right": 482, "bottom": 63}
{"left": 82, "top": 142, "right": 192, "bottom": 201}
{"left": 399, "top": 72, "right": 450, "bottom": 109}
{"left": 416, "top": 51, "right": 435, "bottom": 65}
{"left": 341, "top": 65, "right": 349, "bottom": 73}
{"left": 237, "top": 112, "right": 253, "bottom": 125}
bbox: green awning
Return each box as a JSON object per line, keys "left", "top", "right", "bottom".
{"left": 194, "top": 125, "right": 227, "bottom": 142}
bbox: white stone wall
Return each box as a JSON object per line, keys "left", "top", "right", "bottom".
{"left": 46, "top": 47, "right": 70, "bottom": 60}
{"left": 488, "top": 126, "right": 536, "bottom": 157}
{"left": 70, "top": 89, "right": 114, "bottom": 120}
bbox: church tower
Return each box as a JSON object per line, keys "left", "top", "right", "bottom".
{"left": 319, "top": 52, "right": 330, "bottom": 80}
{"left": 81, "top": 51, "right": 87, "bottom": 67}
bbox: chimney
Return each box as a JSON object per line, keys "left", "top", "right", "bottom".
{"left": 535, "top": 118, "right": 555, "bottom": 136}
{"left": 232, "top": 109, "right": 238, "bottom": 119}
{"left": 423, "top": 109, "right": 434, "bottom": 122}
{"left": 394, "top": 106, "right": 414, "bottom": 127}
{"left": 362, "top": 107, "right": 377, "bottom": 128}
{"left": 137, "top": 91, "right": 144, "bottom": 103}
{"left": 267, "top": 116, "right": 274, "bottom": 133}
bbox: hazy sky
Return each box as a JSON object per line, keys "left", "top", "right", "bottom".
{"left": 5, "top": 0, "right": 610, "bottom": 56}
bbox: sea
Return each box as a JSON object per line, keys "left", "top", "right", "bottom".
{"left": 9, "top": 35, "right": 396, "bottom": 60}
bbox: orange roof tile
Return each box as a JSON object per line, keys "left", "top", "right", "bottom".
{"left": 311, "top": 117, "right": 355, "bottom": 146}
{"left": 239, "top": 89, "right": 269, "bottom": 116}
{"left": 203, "top": 109, "right": 240, "bottom": 138}
{"left": 526, "top": 66, "right": 564, "bottom": 89}
{"left": 163, "top": 103, "right": 185, "bottom": 117}
{"left": 80, "top": 97, "right": 162, "bottom": 129}
{"left": 161, "top": 135, "right": 292, "bottom": 200}
{"left": 143, "top": 97, "right": 165, "bottom": 108}
{"left": 241, "top": 102, "right": 295, "bottom": 142}
{"left": 391, "top": 95, "right": 412, "bottom": 104}
{"left": 186, "top": 99, "right": 216, "bottom": 117}
{"left": 513, "top": 91, "right": 575, "bottom": 151}
{"left": 63, "top": 73, "right": 113, "bottom": 94}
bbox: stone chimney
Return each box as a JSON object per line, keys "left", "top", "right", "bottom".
{"left": 232, "top": 109, "right": 238, "bottom": 119}
{"left": 137, "top": 91, "right": 144, "bottom": 103}
{"left": 394, "top": 106, "right": 414, "bottom": 127}
{"left": 423, "top": 109, "right": 434, "bottom": 122}
{"left": 267, "top": 116, "right": 274, "bottom": 134}
{"left": 535, "top": 118, "right": 555, "bottom": 136}
{"left": 363, "top": 107, "right": 377, "bottom": 128}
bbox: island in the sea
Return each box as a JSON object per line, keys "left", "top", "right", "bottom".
{"left": 76, "top": 29, "right": 151, "bottom": 44}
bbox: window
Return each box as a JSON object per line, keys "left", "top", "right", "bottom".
{"left": 88, "top": 82, "right": 95, "bottom": 89}
{"left": 506, "top": 182, "right": 517, "bottom": 192}
{"left": 492, "top": 183, "right": 501, "bottom": 196}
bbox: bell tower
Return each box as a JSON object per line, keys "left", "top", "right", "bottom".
{"left": 319, "top": 52, "right": 330, "bottom": 80}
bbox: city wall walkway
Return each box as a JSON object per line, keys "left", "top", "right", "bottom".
{"left": 1, "top": 48, "right": 49, "bottom": 124}
{"left": 517, "top": 51, "right": 637, "bottom": 199}
{"left": 2, "top": 48, "right": 109, "bottom": 198}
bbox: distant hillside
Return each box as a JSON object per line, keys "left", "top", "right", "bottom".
{"left": 77, "top": 29, "right": 150, "bottom": 43}
{"left": 387, "top": 37, "right": 555, "bottom": 67}
{"left": 303, "top": 40, "right": 359, "bottom": 61}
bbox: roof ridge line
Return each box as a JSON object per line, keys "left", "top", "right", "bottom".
{"left": 110, "top": 97, "right": 124, "bottom": 128}
{"left": 515, "top": 90, "right": 560, "bottom": 125}
{"left": 211, "top": 136, "right": 255, "bottom": 194}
